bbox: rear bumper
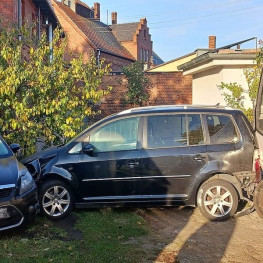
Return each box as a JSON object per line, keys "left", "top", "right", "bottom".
{"left": 0, "top": 187, "right": 39, "bottom": 231}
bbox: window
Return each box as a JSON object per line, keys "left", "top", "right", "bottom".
{"left": 89, "top": 117, "right": 139, "bottom": 153}
{"left": 146, "top": 50, "right": 149, "bottom": 62}
{"left": 147, "top": 114, "right": 204, "bottom": 148}
{"left": 147, "top": 115, "right": 187, "bottom": 148}
{"left": 141, "top": 48, "right": 144, "bottom": 62}
{"left": 206, "top": 115, "right": 238, "bottom": 144}
{"left": 0, "top": 138, "right": 9, "bottom": 157}
{"left": 188, "top": 114, "right": 204, "bottom": 145}
{"left": 144, "top": 29, "right": 147, "bottom": 38}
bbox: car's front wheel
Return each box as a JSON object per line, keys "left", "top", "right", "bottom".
{"left": 197, "top": 179, "right": 238, "bottom": 221}
{"left": 39, "top": 179, "right": 74, "bottom": 220}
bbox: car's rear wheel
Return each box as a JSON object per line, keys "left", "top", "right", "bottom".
{"left": 39, "top": 179, "right": 74, "bottom": 220}
{"left": 197, "top": 179, "right": 238, "bottom": 221}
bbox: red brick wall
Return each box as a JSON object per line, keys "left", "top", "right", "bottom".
{"left": 0, "top": 0, "right": 44, "bottom": 29}
{"left": 21, "top": 0, "right": 38, "bottom": 24}
{"left": 136, "top": 19, "right": 152, "bottom": 68}
{"left": 148, "top": 72, "right": 192, "bottom": 105}
{"left": 98, "top": 72, "right": 192, "bottom": 118}
{"left": 120, "top": 19, "right": 152, "bottom": 68}
{"left": 53, "top": 2, "right": 94, "bottom": 62}
{"left": 100, "top": 52, "right": 133, "bottom": 72}
{"left": 0, "top": 0, "right": 17, "bottom": 25}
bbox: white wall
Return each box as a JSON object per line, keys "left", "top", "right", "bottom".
{"left": 192, "top": 66, "right": 253, "bottom": 109}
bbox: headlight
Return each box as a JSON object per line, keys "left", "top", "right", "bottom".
{"left": 20, "top": 171, "right": 35, "bottom": 195}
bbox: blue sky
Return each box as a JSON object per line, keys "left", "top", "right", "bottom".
{"left": 82, "top": 0, "right": 262, "bottom": 62}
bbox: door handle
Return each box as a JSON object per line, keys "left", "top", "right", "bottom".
{"left": 194, "top": 155, "right": 207, "bottom": 161}
{"left": 126, "top": 162, "right": 139, "bottom": 168}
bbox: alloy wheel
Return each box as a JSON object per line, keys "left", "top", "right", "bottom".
{"left": 42, "top": 185, "right": 71, "bottom": 217}
{"left": 203, "top": 185, "right": 233, "bottom": 218}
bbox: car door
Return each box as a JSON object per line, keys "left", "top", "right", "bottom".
{"left": 141, "top": 113, "right": 208, "bottom": 203}
{"left": 76, "top": 116, "right": 143, "bottom": 203}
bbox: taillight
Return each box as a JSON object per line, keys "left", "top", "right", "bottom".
{"left": 255, "top": 158, "right": 261, "bottom": 183}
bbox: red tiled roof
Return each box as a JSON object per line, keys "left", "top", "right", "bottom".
{"left": 111, "top": 22, "right": 139, "bottom": 42}
{"left": 75, "top": 0, "right": 91, "bottom": 10}
{"left": 54, "top": 1, "right": 135, "bottom": 61}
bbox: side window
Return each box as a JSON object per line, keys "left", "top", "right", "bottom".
{"left": 147, "top": 115, "right": 187, "bottom": 148}
{"left": 89, "top": 117, "right": 139, "bottom": 153}
{"left": 188, "top": 114, "right": 204, "bottom": 145}
{"left": 206, "top": 115, "right": 238, "bottom": 144}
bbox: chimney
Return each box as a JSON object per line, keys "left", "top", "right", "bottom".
{"left": 63, "top": 0, "right": 76, "bottom": 12}
{"left": 209, "top": 36, "right": 216, "bottom": 49}
{"left": 111, "top": 12, "right": 117, "bottom": 25}
{"left": 94, "top": 2, "right": 100, "bottom": 20}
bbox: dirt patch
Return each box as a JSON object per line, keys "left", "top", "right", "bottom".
{"left": 52, "top": 213, "right": 83, "bottom": 241}
{"left": 139, "top": 207, "right": 263, "bottom": 263}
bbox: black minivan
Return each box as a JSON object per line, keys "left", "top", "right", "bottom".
{"left": 22, "top": 105, "right": 259, "bottom": 221}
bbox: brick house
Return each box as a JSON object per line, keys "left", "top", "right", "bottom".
{"left": 52, "top": 0, "right": 135, "bottom": 72}
{"left": 52, "top": 0, "right": 163, "bottom": 72}
{"left": 0, "top": 0, "right": 58, "bottom": 39}
{"left": 110, "top": 16, "right": 153, "bottom": 69}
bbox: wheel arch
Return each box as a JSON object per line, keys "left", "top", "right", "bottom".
{"left": 194, "top": 173, "right": 242, "bottom": 206}
{"left": 38, "top": 173, "right": 77, "bottom": 194}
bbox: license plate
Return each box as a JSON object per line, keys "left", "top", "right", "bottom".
{"left": 0, "top": 208, "right": 10, "bottom": 219}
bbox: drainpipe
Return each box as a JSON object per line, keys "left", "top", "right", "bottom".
{"left": 38, "top": 7, "right": 41, "bottom": 40}
{"left": 97, "top": 48, "right": 101, "bottom": 67}
{"left": 17, "top": 0, "right": 22, "bottom": 41}
{"left": 48, "top": 22, "right": 53, "bottom": 62}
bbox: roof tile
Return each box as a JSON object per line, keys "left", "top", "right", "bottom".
{"left": 55, "top": 1, "right": 135, "bottom": 61}
{"left": 110, "top": 22, "right": 139, "bottom": 42}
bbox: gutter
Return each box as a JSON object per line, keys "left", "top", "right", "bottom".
{"left": 100, "top": 50, "right": 135, "bottom": 62}
{"left": 178, "top": 52, "right": 257, "bottom": 71}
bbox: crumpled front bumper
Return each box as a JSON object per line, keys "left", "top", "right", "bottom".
{"left": 0, "top": 186, "right": 39, "bottom": 231}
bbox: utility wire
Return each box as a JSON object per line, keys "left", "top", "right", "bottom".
{"left": 45, "top": 4, "right": 263, "bottom": 33}
{"left": 113, "top": 0, "right": 252, "bottom": 20}
{"left": 148, "top": 4, "right": 263, "bottom": 25}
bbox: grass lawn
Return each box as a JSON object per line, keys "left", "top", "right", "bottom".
{"left": 0, "top": 208, "right": 149, "bottom": 263}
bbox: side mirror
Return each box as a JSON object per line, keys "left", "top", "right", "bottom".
{"left": 83, "top": 144, "right": 94, "bottom": 156}
{"left": 10, "top": 143, "right": 20, "bottom": 154}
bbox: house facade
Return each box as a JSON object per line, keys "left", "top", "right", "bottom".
{"left": 110, "top": 16, "right": 153, "bottom": 69}
{"left": 52, "top": 0, "right": 163, "bottom": 72}
{"left": 178, "top": 37, "right": 258, "bottom": 109}
{"left": 0, "top": 0, "right": 58, "bottom": 39}
{"left": 52, "top": 0, "right": 135, "bottom": 72}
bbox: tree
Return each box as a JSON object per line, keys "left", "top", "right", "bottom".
{"left": 218, "top": 44, "right": 263, "bottom": 122}
{"left": 123, "top": 61, "right": 150, "bottom": 107}
{"left": 0, "top": 24, "right": 111, "bottom": 155}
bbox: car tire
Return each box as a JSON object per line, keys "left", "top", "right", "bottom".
{"left": 39, "top": 179, "right": 74, "bottom": 221}
{"left": 197, "top": 179, "right": 238, "bottom": 221}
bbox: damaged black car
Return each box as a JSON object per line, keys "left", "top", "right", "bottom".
{"left": 22, "top": 105, "right": 259, "bottom": 221}
{"left": 0, "top": 136, "right": 38, "bottom": 231}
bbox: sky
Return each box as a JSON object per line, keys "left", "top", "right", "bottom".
{"left": 82, "top": 0, "right": 263, "bottom": 62}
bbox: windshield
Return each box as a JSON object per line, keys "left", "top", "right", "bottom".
{"left": 0, "top": 137, "right": 10, "bottom": 157}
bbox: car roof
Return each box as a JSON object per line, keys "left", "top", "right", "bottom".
{"left": 116, "top": 105, "right": 242, "bottom": 116}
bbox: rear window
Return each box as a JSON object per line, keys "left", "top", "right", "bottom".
{"left": 206, "top": 115, "right": 238, "bottom": 144}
